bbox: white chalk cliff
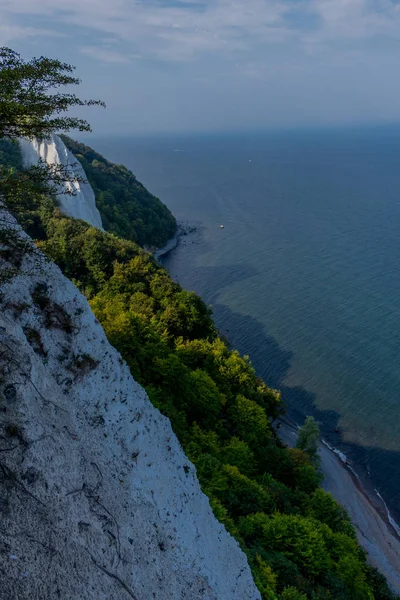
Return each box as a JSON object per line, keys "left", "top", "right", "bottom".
{"left": 0, "top": 208, "right": 261, "bottom": 600}
{"left": 19, "top": 134, "right": 103, "bottom": 229}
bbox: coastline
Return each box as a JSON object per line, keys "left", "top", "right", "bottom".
{"left": 153, "top": 221, "right": 198, "bottom": 262}
{"left": 277, "top": 417, "right": 400, "bottom": 593}
{"left": 153, "top": 228, "right": 182, "bottom": 262}
{"left": 156, "top": 226, "right": 400, "bottom": 591}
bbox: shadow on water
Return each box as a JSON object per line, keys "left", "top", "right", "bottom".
{"left": 213, "top": 299, "right": 400, "bottom": 526}
{"left": 162, "top": 248, "right": 400, "bottom": 526}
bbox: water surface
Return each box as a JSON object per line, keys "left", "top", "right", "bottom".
{"left": 91, "top": 128, "right": 400, "bottom": 524}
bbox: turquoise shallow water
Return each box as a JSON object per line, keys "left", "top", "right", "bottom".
{"left": 91, "top": 127, "right": 400, "bottom": 525}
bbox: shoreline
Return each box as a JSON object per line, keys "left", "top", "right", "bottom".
{"left": 277, "top": 416, "right": 400, "bottom": 592}
{"left": 153, "top": 221, "right": 198, "bottom": 263}
{"left": 153, "top": 228, "right": 182, "bottom": 262}
{"left": 158, "top": 225, "right": 400, "bottom": 591}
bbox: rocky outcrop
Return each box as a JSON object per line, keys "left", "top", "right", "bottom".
{"left": 0, "top": 209, "right": 260, "bottom": 600}
{"left": 18, "top": 134, "right": 103, "bottom": 229}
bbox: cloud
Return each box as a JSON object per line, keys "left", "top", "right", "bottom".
{"left": 306, "top": 0, "right": 400, "bottom": 42}
{"left": 2, "top": 0, "right": 400, "bottom": 65}
{"left": 0, "top": 1, "right": 316, "bottom": 60}
{"left": 0, "top": 22, "right": 34, "bottom": 45}
{"left": 0, "top": 18, "right": 67, "bottom": 46}
{"left": 80, "top": 45, "right": 131, "bottom": 63}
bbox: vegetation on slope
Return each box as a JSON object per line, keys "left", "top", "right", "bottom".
{"left": 60, "top": 135, "right": 177, "bottom": 248}
{"left": 0, "top": 45, "right": 397, "bottom": 600}
{"left": 11, "top": 194, "right": 397, "bottom": 600}
{"left": 0, "top": 138, "right": 22, "bottom": 170}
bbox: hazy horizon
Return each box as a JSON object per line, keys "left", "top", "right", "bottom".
{"left": 82, "top": 121, "right": 400, "bottom": 140}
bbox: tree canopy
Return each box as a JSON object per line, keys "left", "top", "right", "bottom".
{"left": 0, "top": 47, "right": 105, "bottom": 277}
{"left": 296, "top": 416, "right": 321, "bottom": 467}
{"left": 0, "top": 47, "right": 104, "bottom": 140}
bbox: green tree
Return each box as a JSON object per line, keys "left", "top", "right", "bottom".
{"left": 365, "top": 565, "right": 400, "bottom": 600}
{"left": 0, "top": 47, "right": 104, "bottom": 140}
{"left": 308, "top": 488, "right": 354, "bottom": 536}
{"left": 187, "top": 368, "right": 222, "bottom": 425}
{"left": 210, "top": 465, "right": 275, "bottom": 518}
{"left": 335, "top": 554, "right": 373, "bottom": 600}
{"left": 280, "top": 588, "right": 307, "bottom": 600}
{"left": 253, "top": 555, "right": 278, "bottom": 600}
{"left": 220, "top": 437, "right": 256, "bottom": 477}
{"left": 229, "top": 394, "right": 272, "bottom": 446}
{"left": 0, "top": 47, "right": 104, "bottom": 278}
{"left": 240, "top": 513, "right": 330, "bottom": 577}
{"left": 296, "top": 416, "right": 320, "bottom": 467}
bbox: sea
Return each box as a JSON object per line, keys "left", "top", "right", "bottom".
{"left": 91, "top": 126, "right": 400, "bottom": 528}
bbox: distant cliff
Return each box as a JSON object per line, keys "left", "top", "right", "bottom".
{"left": 61, "top": 135, "right": 177, "bottom": 248}
{"left": 19, "top": 134, "right": 103, "bottom": 229}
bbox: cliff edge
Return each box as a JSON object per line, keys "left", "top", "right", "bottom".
{"left": 18, "top": 134, "right": 103, "bottom": 229}
{"left": 0, "top": 208, "right": 260, "bottom": 600}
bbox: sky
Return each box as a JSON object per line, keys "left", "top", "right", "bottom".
{"left": 1, "top": 0, "right": 400, "bottom": 135}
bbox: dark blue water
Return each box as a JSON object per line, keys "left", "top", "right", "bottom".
{"left": 91, "top": 127, "right": 400, "bottom": 525}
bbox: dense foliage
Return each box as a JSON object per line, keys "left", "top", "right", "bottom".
{"left": 60, "top": 135, "right": 176, "bottom": 248}
{"left": 0, "top": 47, "right": 104, "bottom": 139}
{"left": 0, "top": 137, "right": 22, "bottom": 169}
{"left": 10, "top": 187, "right": 396, "bottom": 600}
{"left": 296, "top": 416, "right": 321, "bottom": 468}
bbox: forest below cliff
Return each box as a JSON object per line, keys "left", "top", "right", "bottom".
{"left": 1, "top": 134, "right": 398, "bottom": 600}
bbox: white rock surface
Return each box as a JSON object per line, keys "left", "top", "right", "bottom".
{"left": 0, "top": 210, "right": 260, "bottom": 600}
{"left": 19, "top": 134, "right": 103, "bottom": 229}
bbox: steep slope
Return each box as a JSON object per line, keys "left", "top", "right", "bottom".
{"left": 2, "top": 136, "right": 398, "bottom": 599}
{"left": 18, "top": 134, "right": 103, "bottom": 229}
{"left": 0, "top": 209, "right": 261, "bottom": 600}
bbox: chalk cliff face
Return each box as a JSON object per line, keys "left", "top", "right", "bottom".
{"left": 18, "top": 134, "right": 103, "bottom": 229}
{"left": 0, "top": 209, "right": 260, "bottom": 600}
